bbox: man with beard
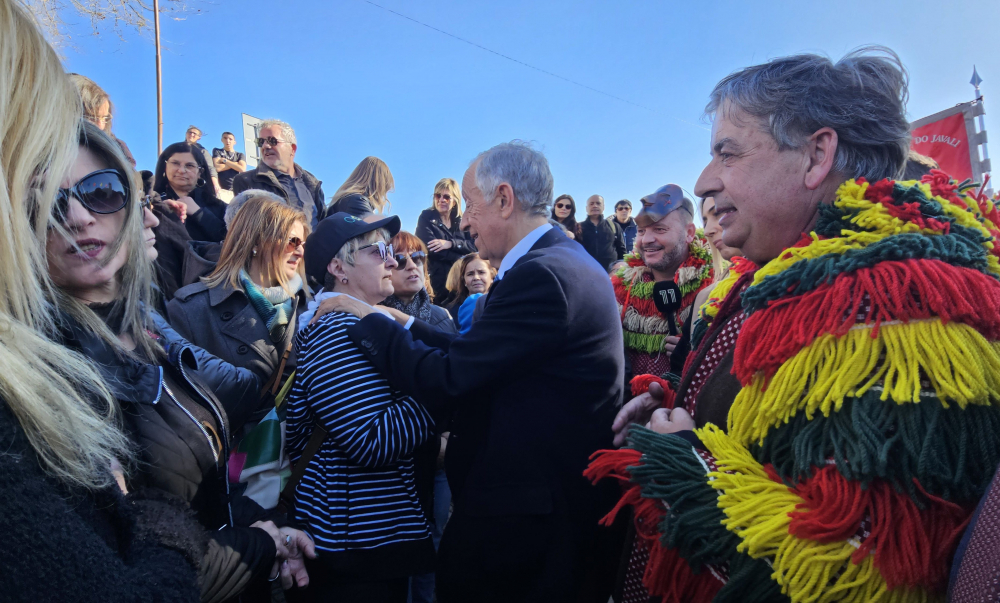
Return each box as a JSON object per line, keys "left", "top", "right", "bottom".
{"left": 612, "top": 184, "right": 714, "bottom": 387}
{"left": 590, "top": 47, "right": 1000, "bottom": 603}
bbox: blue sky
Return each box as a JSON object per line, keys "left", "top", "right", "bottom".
{"left": 58, "top": 0, "right": 1000, "bottom": 231}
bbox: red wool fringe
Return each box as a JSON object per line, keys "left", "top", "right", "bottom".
{"left": 774, "top": 465, "right": 973, "bottom": 592}
{"left": 734, "top": 258, "right": 1000, "bottom": 384}
{"left": 585, "top": 449, "right": 722, "bottom": 603}
{"left": 864, "top": 178, "right": 951, "bottom": 233}
{"left": 630, "top": 374, "right": 677, "bottom": 409}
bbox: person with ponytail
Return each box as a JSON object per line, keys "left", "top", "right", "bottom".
{"left": 0, "top": 1, "right": 205, "bottom": 599}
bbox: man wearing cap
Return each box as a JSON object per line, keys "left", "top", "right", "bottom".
{"left": 317, "top": 142, "right": 624, "bottom": 602}
{"left": 285, "top": 211, "right": 440, "bottom": 599}
{"left": 613, "top": 185, "right": 714, "bottom": 387}
{"left": 611, "top": 199, "right": 637, "bottom": 253}
{"left": 579, "top": 194, "right": 626, "bottom": 272}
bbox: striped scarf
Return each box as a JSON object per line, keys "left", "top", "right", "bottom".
{"left": 240, "top": 271, "right": 301, "bottom": 341}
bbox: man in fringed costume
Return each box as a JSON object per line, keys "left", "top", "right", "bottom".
{"left": 587, "top": 46, "right": 1000, "bottom": 603}
{"left": 614, "top": 185, "right": 714, "bottom": 384}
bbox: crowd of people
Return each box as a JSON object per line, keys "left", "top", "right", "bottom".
{"left": 4, "top": 0, "right": 1000, "bottom": 601}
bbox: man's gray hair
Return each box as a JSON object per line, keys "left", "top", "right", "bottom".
{"left": 225, "top": 189, "right": 285, "bottom": 227}
{"left": 259, "top": 119, "right": 297, "bottom": 145}
{"left": 706, "top": 45, "right": 909, "bottom": 181}
{"left": 473, "top": 141, "right": 554, "bottom": 218}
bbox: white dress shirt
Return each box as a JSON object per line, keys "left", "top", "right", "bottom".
{"left": 496, "top": 223, "right": 553, "bottom": 281}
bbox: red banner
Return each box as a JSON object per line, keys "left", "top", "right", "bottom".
{"left": 910, "top": 113, "right": 973, "bottom": 181}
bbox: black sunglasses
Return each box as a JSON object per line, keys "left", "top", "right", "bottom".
{"left": 255, "top": 136, "right": 288, "bottom": 148}
{"left": 555, "top": 202, "right": 572, "bottom": 209}
{"left": 55, "top": 168, "right": 130, "bottom": 220}
{"left": 393, "top": 250, "right": 426, "bottom": 269}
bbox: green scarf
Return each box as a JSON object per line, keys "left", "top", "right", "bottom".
{"left": 240, "top": 271, "right": 300, "bottom": 341}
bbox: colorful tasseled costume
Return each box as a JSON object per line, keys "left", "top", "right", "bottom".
{"left": 614, "top": 234, "right": 714, "bottom": 377}
{"left": 587, "top": 172, "right": 1000, "bottom": 603}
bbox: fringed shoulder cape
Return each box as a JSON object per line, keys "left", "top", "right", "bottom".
{"left": 588, "top": 172, "right": 1000, "bottom": 603}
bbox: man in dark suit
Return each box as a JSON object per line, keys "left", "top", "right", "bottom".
{"left": 331, "top": 142, "right": 624, "bottom": 602}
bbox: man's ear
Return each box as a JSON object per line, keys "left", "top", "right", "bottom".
{"left": 328, "top": 258, "right": 347, "bottom": 282}
{"left": 290, "top": 143, "right": 298, "bottom": 156}
{"left": 497, "top": 183, "right": 516, "bottom": 219}
{"left": 804, "top": 127, "right": 838, "bottom": 190}
{"left": 685, "top": 222, "right": 697, "bottom": 244}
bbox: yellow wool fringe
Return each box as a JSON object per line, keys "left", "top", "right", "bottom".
{"left": 730, "top": 319, "right": 1000, "bottom": 446}
{"left": 697, "top": 425, "right": 935, "bottom": 603}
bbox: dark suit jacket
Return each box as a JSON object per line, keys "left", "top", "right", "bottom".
{"left": 346, "top": 227, "right": 624, "bottom": 600}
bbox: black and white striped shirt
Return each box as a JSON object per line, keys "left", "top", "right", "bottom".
{"left": 285, "top": 311, "right": 433, "bottom": 553}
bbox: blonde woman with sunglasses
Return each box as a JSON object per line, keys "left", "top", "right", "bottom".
{"left": 416, "top": 178, "right": 477, "bottom": 304}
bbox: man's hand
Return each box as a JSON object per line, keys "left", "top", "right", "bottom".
{"left": 427, "top": 239, "right": 453, "bottom": 253}
{"left": 277, "top": 527, "right": 316, "bottom": 590}
{"left": 647, "top": 407, "right": 695, "bottom": 435}
{"left": 163, "top": 199, "right": 188, "bottom": 223}
{"left": 663, "top": 335, "right": 680, "bottom": 356}
{"left": 310, "top": 295, "right": 375, "bottom": 325}
{"left": 611, "top": 381, "right": 666, "bottom": 447}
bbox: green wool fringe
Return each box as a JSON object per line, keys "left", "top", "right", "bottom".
{"left": 691, "top": 317, "right": 709, "bottom": 350}
{"left": 628, "top": 279, "right": 655, "bottom": 299}
{"left": 627, "top": 427, "right": 788, "bottom": 602}
{"left": 753, "top": 392, "right": 1000, "bottom": 503}
{"left": 741, "top": 231, "right": 995, "bottom": 315}
{"left": 623, "top": 330, "right": 666, "bottom": 355}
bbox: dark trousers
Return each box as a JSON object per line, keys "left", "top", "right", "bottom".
{"left": 436, "top": 509, "right": 619, "bottom": 603}
{"left": 284, "top": 557, "right": 408, "bottom": 603}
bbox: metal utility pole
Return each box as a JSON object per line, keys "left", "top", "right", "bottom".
{"left": 972, "top": 67, "right": 991, "bottom": 182}
{"left": 154, "top": 0, "right": 163, "bottom": 154}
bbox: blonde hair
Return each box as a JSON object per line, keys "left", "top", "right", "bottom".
{"left": 429, "top": 178, "right": 462, "bottom": 218}
{"left": 67, "top": 73, "right": 112, "bottom": 131}
{"left": 330, "top": 156, "right": 394, "bottom": 213}
{"left": 699, "top": 196, "right": 727, "bottom": 281}
{"left": 204, "top": 196, "right": 310, "bottom": 292}
{"left": 0, "top": 0, "right": 132, "bottom": 490}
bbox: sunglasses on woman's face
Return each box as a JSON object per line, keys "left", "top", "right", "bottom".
{"left": 55, "top": 168, "right": 130, "bottom": 220}
{"left": 358, "top": 241, "right": 394, "bottom": 263}
{"left": 392, "top": 250, "right": 426, "bottom": 269}
{"left": 285, "top": 237, "right": 304, "bottom": 254}
{"left": 555, "top": 202, "right": 571, "bottom": 210}
{"left": 435, "top": 193, "right": 452, "bottom": 202}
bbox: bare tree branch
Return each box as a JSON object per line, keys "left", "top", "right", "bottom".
{"left": 21, "top": 0, "right": 191, "bottom": 46}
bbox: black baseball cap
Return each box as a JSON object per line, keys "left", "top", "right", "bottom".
{"left": 305, "top": 212, "right": 401, "bottom": 285}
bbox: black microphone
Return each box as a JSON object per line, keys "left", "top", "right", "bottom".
{"left": 652, "top": 281, "right": 682, "bottom": 336}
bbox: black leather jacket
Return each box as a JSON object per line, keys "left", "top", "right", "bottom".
{"left": 59, "top": 311, "right": 277, "bottom": 603}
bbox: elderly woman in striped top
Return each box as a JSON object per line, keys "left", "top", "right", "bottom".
{"left": 285, "top": 212, "right": 434, "bottom": 603}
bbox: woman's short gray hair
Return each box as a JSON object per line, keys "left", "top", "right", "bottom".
{"left": 474, "top": 141, "right": 554, "bottom": 218}
{"left": 706, "top": 45, "right": 910, "bottom": 181}
{"left": 324, "top": 228, "right": 390, "bottom": 289}
{"left": 259, "top": 119, "right": 297, "bottom": 145}
{"left": 225, "top": 189, "right": 285, "bottom": 227}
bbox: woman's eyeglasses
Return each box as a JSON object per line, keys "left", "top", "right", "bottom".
{"left": 55, "top": 168, "right": 130, "bottom": 220}
{"left": 434, "top": 193, "right": 452, "bottom": 202}
{"left": 255, "top": 136, "right": 287, "bottom": 148}
{"left": 555, "top": 202, "right": 571, "bottom": 210}
{"left": 167, "top": 159, "right": 201, "bottom": 174}
{"left": 285, "top": 237, "right": 304, "bottom": 254}
{"left": 85, "top": 114, "right": 113, "bottom": 126}
{"left": 392, "top": 250, "right": 426, "bottom": 269}
{"left": 358, "top": 241, "right": 394, "bottom": 263}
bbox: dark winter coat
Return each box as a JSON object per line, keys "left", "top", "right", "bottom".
{"left": 415, "top": 208, "right": 477, "bottom": 303}
{"left": 167, "top": 281, "right": 306, "bottom": 427}
{"left": 58, "top": 312, "right": 277, "bottom": 602}
{"left": 231, "top": 161, "right": 326, "bottom": 228}
{"left": 327, "top": 192, "right": 376, "bottom": 218}
{"left": 162, "top": 186, "right": 229, "bottom": 244}
{"left": 579, "top": 216, "right": 626, "bottom": 271}
{"left": 0, "top": 399, "right": 203, "bottom": 602}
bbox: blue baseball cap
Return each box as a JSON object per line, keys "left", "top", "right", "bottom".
{"left": 304, "top": 212, "right": 401, "bottom": 285}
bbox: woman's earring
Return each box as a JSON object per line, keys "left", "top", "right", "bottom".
{"left": 341, "top": 278, "right": 348, "bottom": 284}
{"left": 252, "top": 249, "right": 257, "bottom": 257}
{"left": 196, "top": 177, "right": 206, "bottom": 188}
